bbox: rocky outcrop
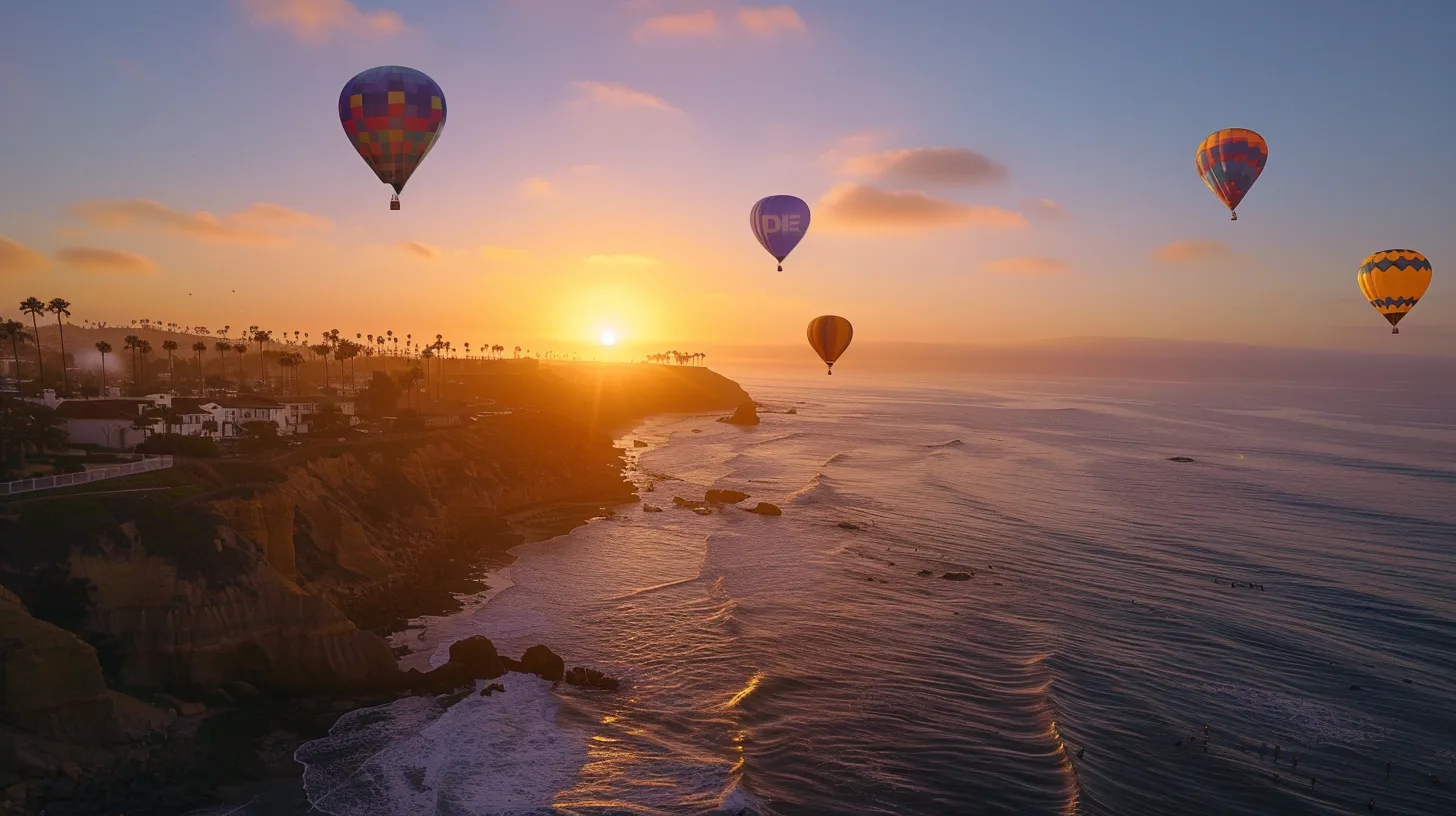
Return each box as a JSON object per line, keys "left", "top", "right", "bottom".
{"left": 718, "top": 401, "right": 761, "bottom": 426}
{"left": 520, "top": 644, "right": 565, "bottom": 682}
{"left": 565, "top": 666, "right": 620, "bottom": 691}
{"left": 705, "top": 489, "right": 749, "bottom": 505}
{"left": 447, "top": 636, "right": 504, "bottom": 680}
{"left": 745, "top": 502, "right": 782, "bottom": 516}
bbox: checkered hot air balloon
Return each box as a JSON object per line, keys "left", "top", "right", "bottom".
{"left": 338, "top": 66, "right": 448, "bottom": 210}
{"left": 1358, "top": 249, "right": 1432, "bottom": 335}
{"left": 1195, "top": 128, "right": 1267, "bottom": 221}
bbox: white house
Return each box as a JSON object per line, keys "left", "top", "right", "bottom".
{"left": 52, "top": 399, "right": 154, "bottom": 450}
{"left": 275, "top": 396, "right": 358, "bottom": 434}
{"left": 202, "top": 396, "right": 287, "bottom": 437}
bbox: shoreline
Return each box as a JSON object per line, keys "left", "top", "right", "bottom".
{"left": 185, "top": 425, "right": 673, "bottom": 815}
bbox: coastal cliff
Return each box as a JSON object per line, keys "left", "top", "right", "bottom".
{"left": 0, "top": 363, "right": 748, "bottom": 813}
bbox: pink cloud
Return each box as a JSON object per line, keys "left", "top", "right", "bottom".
{"left": 56, "top": 247, "right": 159, "bottom": 275}
{"left": 1023, "top": 198, "right": 1071, "bottom": 220}
{"left": 0, "top": 236, "right": 50, "bottom": 275}
{"left": 571, "top": 80, "right": 682, "bottom": 113}
{"left": 818, "top": 183, "right": 1027, "bottom": 232}
{"left": 738, "top": 5, "right": 806, "bottom": 36}
{"left": 70, "top": 199, "right": 329, "bottom": 246}
{"left": 398, "top": 241, "right": 442, "bottom": 260}
{"left": 1153, "top": 239, "right": 1233, "bottom": 264}
{"left": 635, "top": 10, "right": 718, "bottom": 40}
{"left": 979, "top": 256, "right": 1070, "bottom": 275}
{"left": 841, "top": 147, "right": 1008, "bottom": 188}
{"left": 237, "top": 0, "right": 404, "bottom": 44}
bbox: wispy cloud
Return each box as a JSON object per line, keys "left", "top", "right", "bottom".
{"left": 1153, "top": 239, "right": 1233, "bottom": 264}
{"left": 521, "top": 177, "right": 556, "bottom": 198}
{"left": 585, "top": 253, "right": 660, "bottom": 266}
{"left": 635, "top": 9, "right": 718, "bottom": 40}
{"left": 69, "top": 199, "right": 330, "bottom": 246}
{"left": 479, "top": 246, "right": 532, "bottom": 263}
{"left": 738, "top": 6, "right": 806, "bottom": 36}
{"left": 237, "top": 0, "right": 404, "bottom": 44}
{"left": 56, "top": 247, "right": 159, "bottom": 274}
{"left": 398, "top": 241, "right": 442, "bottom": 260}
{"left": 818, "top": 184, "right": 1027, "bottom": 232}
{"left": 980, "top": 256, "right": 1070, "bottom": 275}
{"left": 1023, "top": 198, "right": 1071, "bottom": 220}
{"left": 841, "top": 147, "right": 1008, "bottom": 188}
{"left": 571, "top": 80, "right": 682, "bottom": 113}
{"left": 0, "top": 236, "right": 50, "bottom": 275}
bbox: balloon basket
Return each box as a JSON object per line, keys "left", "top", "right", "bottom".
{"left": 777, "top": 264, "right": 783, "bottom": 272}
{"left": 1393, "top": 327, "right": 1399, "bottom": 335}
{"left": 1230, "top": 211, "right": 1238, "bottom": 221}
{"left": 390, "top": 195, "right": 400, "bottom": 211}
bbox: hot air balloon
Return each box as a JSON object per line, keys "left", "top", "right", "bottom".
{"left": 1195, "top": 128, "right": 1267, "bottom": 221}
{"left": 1358, "top": 249, "right": 1432, "bottom": 334}
{"left": 751, "top": 195, "right": 811, "bottom": 271}
{"left": 338, "top": 66, "right": 448, "bottom": 210}
{"left": 807, "top": 315, "right": 853, "bottom": 375}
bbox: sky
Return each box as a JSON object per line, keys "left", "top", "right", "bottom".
{"left": 2, "top": 0, "right": 1455, "bottom": 359}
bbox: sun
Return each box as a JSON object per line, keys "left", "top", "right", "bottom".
{"left": 600, "top": 330, "right": 618, "bottom": 346}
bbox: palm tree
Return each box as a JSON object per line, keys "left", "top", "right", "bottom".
{"left": 232, "top": 343, "right": 247, "bottom": 384}
{"left": 122, "top": 334, "right": 141, "bottom": 391}
{"left": 252, "top": 329, "right": 272, "bottom": 386}
{"left": 214, "top": 340, "right": 231, "bottom": 382}
{"left": 19, "top": 298, "right": 46, "bottom": 389}
{"left": 162, "top": 339, "right": 179, "bottom": 388}
{"left": 45, "top": 298, "right": 72, "bottom": 394}
{"left": 192, "top": 341, "right": 207, "bottom": 387}
{"left": 1, "top": 319, "right": 28, "bottom": 397}
{"left": 311, "top": 343, "right": 331, "bottom": 390}
{"left": 96, "top": 340, "right": 113, "bottom": 394}
{"left": 138, "top": 339, "right": 153, "bottom": 391}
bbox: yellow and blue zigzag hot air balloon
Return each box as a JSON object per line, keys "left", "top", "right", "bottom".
{"left": 1357, "top": 249, "right": 1432, "bottom": 335}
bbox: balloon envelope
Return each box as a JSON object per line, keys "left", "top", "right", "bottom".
{"left": 1358, "top": 249, "right": 1432, "bottom": 331}
{"left": 751, "top": 196, "right": 811, "bottom": 269}
{"left": 1195, "top": 128, "right": 1267, "bottom": 219}
{"left": 339, "top": 66, "right": 448, "bottom": 199}
{"left": 807, "top": 315, "right": 853, "bottom": 374}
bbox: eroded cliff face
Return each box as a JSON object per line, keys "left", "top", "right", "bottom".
{"left": 0, "top": 586, "right": 117, "bottom": 743}
{"left": 207, "top": 414, "right": 638, "bottom": 608}
{"left": 69, "top": 537, "right": 399, "bottom": 692}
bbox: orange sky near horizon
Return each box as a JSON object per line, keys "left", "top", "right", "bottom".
{"left": 2, "top": 1, "right": 1455, "bottom": 358}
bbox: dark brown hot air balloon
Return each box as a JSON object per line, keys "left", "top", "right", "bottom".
{"left": 806, "top": 315, "right": 853, "bottom": 375}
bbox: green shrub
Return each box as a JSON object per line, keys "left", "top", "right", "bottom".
{"left": 137, "top": 434, "right": 221, "bottom": 458}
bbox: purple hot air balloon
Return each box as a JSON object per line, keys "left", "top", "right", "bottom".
{"left": 750, "top": 195, "right": 811, "bottom": 271}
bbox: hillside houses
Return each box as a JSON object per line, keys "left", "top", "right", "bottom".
{"left": 39, "top": 389, "right": 357, "bottom": 450}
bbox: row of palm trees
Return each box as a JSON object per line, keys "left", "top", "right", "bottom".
{"left": 7, "top": 298, "right": 712, "bottom": 401}
{"left": 646, "top": 351, "right": 707, "bottom": 366}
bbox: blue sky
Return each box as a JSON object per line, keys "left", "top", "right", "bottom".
{"left": 2, "top": 0, "right": 1453, "bottom": 355}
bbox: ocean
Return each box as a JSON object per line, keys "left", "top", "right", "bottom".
{"left": 203, "top": 374, "right": 1456, "bottom": 815}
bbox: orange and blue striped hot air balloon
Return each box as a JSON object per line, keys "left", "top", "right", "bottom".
{"left": 338, "top": 66, "right": 447, "bottom": 210}
{"left": 807, "top": 315, "right": 853, "bottom": 375}
{"left": 1358, "top": 249, "right": 1432, "bottom": 335}
{"left": 1195, "top": 128, "right": 1267, "bottom": 221}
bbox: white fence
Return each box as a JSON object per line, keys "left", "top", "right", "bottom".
{"left": 0, "top": 455, "right": 174, "bottom": 497}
